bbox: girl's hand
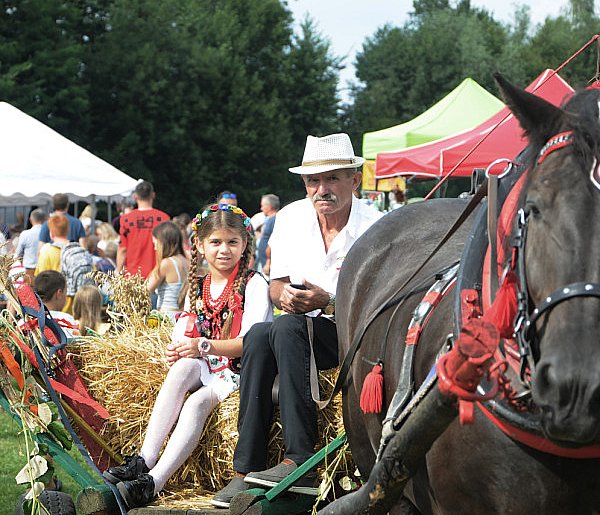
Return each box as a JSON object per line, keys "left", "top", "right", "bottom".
{"left": 166, "top": 342, "right": 180, "bottom": 365}
{"left": 173, "top": 337, "right": 201, "bottom": 359}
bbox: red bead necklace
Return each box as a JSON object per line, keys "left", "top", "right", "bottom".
{"left": 201, "top": 263, "right": 240, "bottom": 319}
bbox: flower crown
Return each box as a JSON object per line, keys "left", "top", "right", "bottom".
{"left": 191, "top": 203, "right": 252, "bottom": 233}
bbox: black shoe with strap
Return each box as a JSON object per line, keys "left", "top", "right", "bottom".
{"left": 103, "top": 454, "right": 149, "bottom": 484}
{"left": 117, "top": 473, "right": 155, "bottom": 508}
{"left": 211, "top": 476, "right": 251, "bottom": 508}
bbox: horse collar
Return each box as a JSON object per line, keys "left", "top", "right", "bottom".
{"left": 537, "top": 131, "right": 574, "bottom": 164}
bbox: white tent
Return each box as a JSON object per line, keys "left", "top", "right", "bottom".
{"left": 0, "top": 102, "right": 138, "bottom": 207}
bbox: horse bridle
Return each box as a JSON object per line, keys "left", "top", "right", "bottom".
{"left": 512, "top": 130, "right": 600, "bottom": 384}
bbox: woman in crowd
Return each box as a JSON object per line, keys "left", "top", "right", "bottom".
{"left": 146, "top": 221, "right": 189, "bottom": 314}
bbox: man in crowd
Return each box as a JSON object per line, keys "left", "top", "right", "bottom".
{"left": 256, "top": 194, "right": 279, "bottom": 274}
{"left": 217, "top": 190, "right": 238, "bottom": 206}
{"left": 212, "top": 133, "right": 383, "bottom": 508}
{"left": 111, "top": 198, "right": 135, "bottom": 235}
{"left": 14, "top": 208, "right": 47, "bottom": 280}
{"left": 117, "top": 180, "right": 169, "bottom": 278}
{"left": 38, "top": 193, "right": 86, "bottom": 250}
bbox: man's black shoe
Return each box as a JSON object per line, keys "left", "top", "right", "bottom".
{"left": 116, "top": 473, "right": 155, "bottom": 508}
{"left": 211, "top": 476, "right": 250, "bottom": 508}
{"left": 103, "top": 454, "right": 149, "bottom": 484}
{"left": 244, "top": 460, "right": 319, "bottom": 495}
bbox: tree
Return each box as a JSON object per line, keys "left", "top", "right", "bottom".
{"left": 344, "top": 1, "right": 508, "bottom": 152}
{"left": 84, "top": 0, "right": 341, "bottom": 213}
{"left": 0, "top": 0, "right": 91, "bottom": 142}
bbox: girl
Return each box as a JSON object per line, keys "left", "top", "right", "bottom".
{"left": 72, "top": 285, "right": 110, "bottom": 336}
{"left": 146, "top": 221, "right": 189, "bottom": 314}
{"left": 103, "top": 204, "right": 273, "bottom": 508}
{"left": 95, "top": 222, "right": 119, "bottom": 250}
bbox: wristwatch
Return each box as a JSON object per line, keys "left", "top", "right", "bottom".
{"left": 323, "top": 293, "right": 336, "bottom": 316}
{"left": 198, "top": 338, "right": 212, "bottom": 356}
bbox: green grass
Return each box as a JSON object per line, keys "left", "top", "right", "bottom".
{"left": 0, "top": 410, "right": 92, "bottom": 513}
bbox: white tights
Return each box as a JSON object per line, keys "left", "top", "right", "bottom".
{"left": 139, "top": 358, "right": 219, "bottom": 494}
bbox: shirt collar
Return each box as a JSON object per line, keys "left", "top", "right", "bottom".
{"left": 307, "top": 195, "right": 362, "bottom": 238}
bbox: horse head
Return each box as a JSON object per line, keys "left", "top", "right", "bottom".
{"left": 496, "top": 74, "right": 600, "bottom": 446}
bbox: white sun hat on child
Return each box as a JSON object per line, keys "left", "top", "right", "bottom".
{"left": 289, "top": 133, "right": 365, "bottom": 175}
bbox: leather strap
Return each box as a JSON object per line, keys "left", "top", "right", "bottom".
{"left": 487, "top": 174, "right": 499, "bottom": 302}
{"left": 307, "top": 316, "right": 329, "bottom": 409}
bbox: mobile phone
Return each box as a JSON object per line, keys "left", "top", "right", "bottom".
{"left": 290, "top": 283, "right": 307, "bottom": 290}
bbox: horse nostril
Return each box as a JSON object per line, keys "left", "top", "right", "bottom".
{"left": 590, "top": 383, "right": 600, "bottom": 420}
{"left": 535, "top": 362, "right": 552, "bottom": 393}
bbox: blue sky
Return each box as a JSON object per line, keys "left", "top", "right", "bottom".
{"left": 286, "top": 0, "right": 592, "bottom": 102}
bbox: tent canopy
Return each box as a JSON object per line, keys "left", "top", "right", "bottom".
{"left": 375, "top": 70, "right": 574, "bottom": 179}
{"left": 0, "top": 102, "right": 138, "bottom": 207}
{"left": 362, "top": 78, "right": 504, "bottom": 160}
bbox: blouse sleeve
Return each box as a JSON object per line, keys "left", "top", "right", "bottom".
{"left": 239, "top": 274, "right": 273, "bottom": 337}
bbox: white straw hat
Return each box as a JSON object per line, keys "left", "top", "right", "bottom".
{"left": 289, "top": 133, "right": 365, "bottom": 175}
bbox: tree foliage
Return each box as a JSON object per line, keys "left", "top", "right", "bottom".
{"left": 1, "top": 0, "right": 599, "bottom": 214}
{"left": 344, "top": 0, "right": 600, "bottom": 153}
{"left": 83, "top": 0, "right": 340, "bottom": 213}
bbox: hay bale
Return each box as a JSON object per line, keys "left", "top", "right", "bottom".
{"left": 78, "top": 322, "right": 352, "bottom": 495}
{"left": 76, "top": 278, "right": 353, "bottom": 503}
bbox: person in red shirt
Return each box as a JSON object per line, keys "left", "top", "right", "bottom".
{"left": 117, "top": 181, "right": 170, "bottom": 278}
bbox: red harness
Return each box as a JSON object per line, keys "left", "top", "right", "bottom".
{"left": 472, "top": 131, "right": 600, "bottom": 458}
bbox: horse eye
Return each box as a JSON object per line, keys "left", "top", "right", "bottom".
{"left": 525, "top": 200, "right": 540, "bottom": 217}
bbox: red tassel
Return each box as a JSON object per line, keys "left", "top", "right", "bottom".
{"left": 482, "top": 271, "right": 518, "bottom": 339}
{"left": 360, "top": 364, "right": 384, "bottom": 414}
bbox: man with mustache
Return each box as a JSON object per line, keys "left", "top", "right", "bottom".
{"left": 212, "top": 133, "right": 383, "bottom": 508}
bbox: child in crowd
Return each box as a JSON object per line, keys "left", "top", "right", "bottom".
{"left": 96, "top": 222, "right": 120, "bottom": 250}
{"left": 72, "top": 285, "right": 110, "bottom": 336}
{"left": 95, "top": 240, "right": 118, "bottom": 273}
{"left": 146, "top": 221, "right": 190, "bottom": 314}
{"left": 103, "top": 204, "right": 273, "bottom": 508}
{"left": 33, "top": 271, "right": 79, "bottom": 337}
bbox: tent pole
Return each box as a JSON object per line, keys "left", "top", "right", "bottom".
{"left": 90, "top": 195, "right": 97, "bottom": 234}
{"left": 107, "top": 197, "right": 112, "bottom": 224}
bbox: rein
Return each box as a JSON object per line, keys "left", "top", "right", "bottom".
{"left": 326, "top": 182, "right": 489, "bottom": 408}
{"left": 512, "top": 130, "right": 600, "bottom": 384}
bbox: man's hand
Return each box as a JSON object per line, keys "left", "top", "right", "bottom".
{"left": 279, "top": 280, "right": 329, "bottom": 314}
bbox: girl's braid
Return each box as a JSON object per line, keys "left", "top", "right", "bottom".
{"left": 188, "top": 233, "right": 201, "bottom": 313}
{"left": 221, "top": 237, "right": 253, "bottom": 339}
{"left": 231, "top": 240, "right": 253, "bottom": 297}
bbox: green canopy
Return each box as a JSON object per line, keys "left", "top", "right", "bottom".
{"left": 362, "top": 78, "right": 504, "bottom": 160}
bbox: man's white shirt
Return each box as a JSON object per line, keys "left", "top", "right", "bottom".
{"left": 269, "top": 196, "right": 383, "bottom": 315}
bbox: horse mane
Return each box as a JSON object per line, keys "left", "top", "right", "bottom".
{"left": 565, "top": 88, "right": 600, "bottom": 167}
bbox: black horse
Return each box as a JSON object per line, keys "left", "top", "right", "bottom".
{"left": 332, "top": 75, "right": 600, "bottom": 514}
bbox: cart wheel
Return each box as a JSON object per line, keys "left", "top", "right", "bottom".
{"left": 15, "top": 491, "right": 76, "bottom": 515}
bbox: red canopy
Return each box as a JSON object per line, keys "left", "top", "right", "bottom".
{"left": 375, "top": 70, "right": 574, "bottom": 179}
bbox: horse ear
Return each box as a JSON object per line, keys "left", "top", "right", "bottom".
{"left": 494, "top": 72, "right": 565, "bottom": 148}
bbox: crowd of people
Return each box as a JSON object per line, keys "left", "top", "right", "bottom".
{"left": 2, "top": 132, "right": 384, "bottom": 509}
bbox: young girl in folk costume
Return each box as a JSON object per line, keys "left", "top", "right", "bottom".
{"left": 146, "top": 221, "right": 189, "bottom": 314}
{"left": 103, "top": 204, "right": 273, "bottom": 508}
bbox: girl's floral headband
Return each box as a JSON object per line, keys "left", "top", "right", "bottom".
{"left": 191, "top": 203, "right": 252, "bottom": 233}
